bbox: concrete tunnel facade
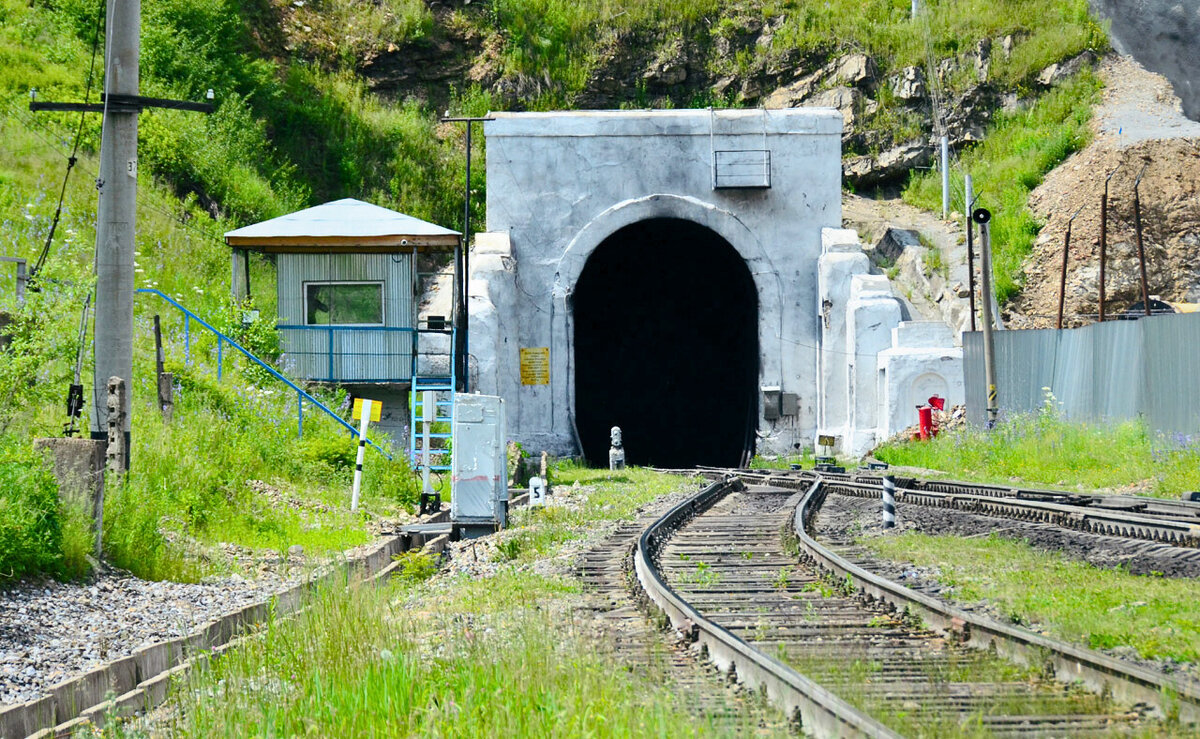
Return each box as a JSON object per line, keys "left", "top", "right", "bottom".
{"left": 468, "top": 108, "right": 845, "bottom": 466}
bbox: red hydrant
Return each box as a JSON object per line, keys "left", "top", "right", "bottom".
{"left": 917, "top": 395, "right": 945, "bottom": 441}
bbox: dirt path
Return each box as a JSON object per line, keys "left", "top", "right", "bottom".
{"left": 842, "top": 192, "right": 974, "bottom": 336}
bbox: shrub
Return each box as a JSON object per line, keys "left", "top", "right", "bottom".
{"left": 0, "top": 442, "right": 64, "bottom": 581}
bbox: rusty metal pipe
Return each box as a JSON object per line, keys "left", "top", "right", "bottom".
{"left": 1133, "top": 163, "right": 1151, "bottom": 317}
{"left": 1057, "top": 206, "right": 1085, "bottom": 329}
{"left": 1099, "top": 164, "right": 1121, "bottom": 322}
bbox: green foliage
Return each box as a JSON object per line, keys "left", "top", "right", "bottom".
{"left": 0, "top": 441, "right": 66, "bottom": 581}
{"left": 172, "top": 572, "right": 752, "bottom": 737}
{"left": 875, "top": 398, "right": 1200, "bottom": 498}
{"left": 904, "top": 71, "right": 1101, "bottom": 302}
{"left": 391, "top": 549, "right": 439, "bottom": 583}
{"left": 866, "top": 532, "right": 1200, "bottom": 663}
{"left": 101, "top": 363, "right": 415, "bottom": 581}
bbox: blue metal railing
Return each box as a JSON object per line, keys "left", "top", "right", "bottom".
{"left": 136, "top": 288, "right": 392, "bottom": 460}
{"left": 275, "top": 324, "right": 415, "bottom": 384}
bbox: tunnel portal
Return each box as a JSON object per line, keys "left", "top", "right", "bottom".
{"left": 572, "top": 218, "right": 759, "bottom": 468}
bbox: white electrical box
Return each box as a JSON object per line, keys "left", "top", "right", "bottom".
{"left": 450, "top": 394, "right": 508, "bottom": 535}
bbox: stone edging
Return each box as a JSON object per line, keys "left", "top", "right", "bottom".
{"left": 1, "top": 524, "right": 450, "bottom": 739}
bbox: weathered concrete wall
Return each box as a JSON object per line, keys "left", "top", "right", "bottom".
{"left": 479, "top": 109, "right": 843, "bottom": 456}
{"left": 816, "top": 229, "right": 871, "bottom": 440}
{"left": 878, "top": 322, "right": 964, "bottom": 439}
{"left": 845, "top": 274, "right": 903, "bottom": 455}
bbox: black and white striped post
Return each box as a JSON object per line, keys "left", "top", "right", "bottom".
{"left": 351, "top": 399, "right": 374, "bottom": 512}
{"left": 882, "top": 475, "right": 896, "bottom": 529}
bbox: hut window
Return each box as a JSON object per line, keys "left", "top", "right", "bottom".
{"left": 305, "top": 281, "right": 384, "bottom": 325}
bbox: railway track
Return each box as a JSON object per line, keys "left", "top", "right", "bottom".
{"left": 695, "top": 467, "right": 1200, "bottom": 549}
{"left": 632, "top": 474, "right": 1200, "bottom": 737}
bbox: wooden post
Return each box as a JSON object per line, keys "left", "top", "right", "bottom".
{"left": 1056, "top": 206, "right": 1084, "bottom": 329}
{"left": 153, "top": 314, "right": 173, "bottom": 421}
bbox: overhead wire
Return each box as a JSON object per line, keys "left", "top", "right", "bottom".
{"left": 29, "top": 0, "right": 105, "bottom": 285}
{"left": 2, "top": 95, "right": 228, "bottom": 253}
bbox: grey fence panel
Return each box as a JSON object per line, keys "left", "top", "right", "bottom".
{"left": 1089, "top": 320, "right": 1143, "bottom": 422}
{"left": 963, "top": 332, "right": 986, "bottom": 427}
{"left": 964, "top": 313, "right": 1200, "bottom": 439}
{"left": 1142, "top": 314, "right": 1200, "bottom": 441}
{"left": 1051, "top": 327, "right": 1089, "bottom": 417}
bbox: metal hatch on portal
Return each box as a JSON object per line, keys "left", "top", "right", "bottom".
{"left": 450, "top": 394, "right": 508, "bottom": 539}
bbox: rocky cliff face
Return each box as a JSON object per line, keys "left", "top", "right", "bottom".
{"left": 353, "top": 4, "right": 1095, "bottom": 190}
{"left": 1011, "top": 56, "right": 1200, "bottom": 326}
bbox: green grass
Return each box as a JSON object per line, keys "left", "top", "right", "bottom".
{"left": 99, "top": 365, "right": 418, "bottom": 582}
{"left": 0, "top": 439, "right": 89, "bottom": 582}
{"left": 162, "top": 573, "right": 747, "bottom": 737}
{"left": 904, "top": 70, "right": 1102, "bottom": 302}
{"left": 130, "top": 469, "right": 784, "bottom": 737}
{"left": 865, "top": 532, "right": 1200, "bottom": 664}
{"left": 875, "top": 408, "right": 1200, "bottom": 498}
{"left": 496, "top": 463, "right": 687, "bottom": 563}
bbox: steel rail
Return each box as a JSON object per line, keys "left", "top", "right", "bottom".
{"left": 633, "top": 478, "right": 901, "bottom": 738}
{"left": 698, "top": 467, "right": 1200, "bottom": 547}
{"left": 790, "top": 476, "right": 1200, "bottom": 725}
{"left": 826, "top": 478, "right": 1200, "bottom": 547}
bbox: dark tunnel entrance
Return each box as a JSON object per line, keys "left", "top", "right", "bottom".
{"left": 572, "top": 218, "right": 759, "bottom": 468}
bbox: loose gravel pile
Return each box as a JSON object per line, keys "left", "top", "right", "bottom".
{"left": 0, "top": 570, "right": 302, "bottom": 706}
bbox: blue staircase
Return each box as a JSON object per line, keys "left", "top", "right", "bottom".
{"left": 409, "top": 375, "right": 455, "bottom": 475}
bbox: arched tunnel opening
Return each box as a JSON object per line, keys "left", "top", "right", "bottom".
{"left": 572, "top": 218, "right": 759, "bottom": 468}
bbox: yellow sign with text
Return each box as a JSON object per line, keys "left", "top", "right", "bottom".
{"left": 520, "top": 347, "right": 550, "bottom": 385}
{"left": 352, "top": 398, "right": 382, "bottom": 422}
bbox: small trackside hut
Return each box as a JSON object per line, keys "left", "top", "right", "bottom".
{"left": 224, "top": 198, "right": 461, "bottom": 450}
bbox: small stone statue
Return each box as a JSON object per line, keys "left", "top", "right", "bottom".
{"left": 609, "top": 425, "right": 625, "bottom": 471}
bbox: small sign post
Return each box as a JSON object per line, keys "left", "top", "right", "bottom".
{"left": 350, "top": 398, "right": 380, "bottom": 511}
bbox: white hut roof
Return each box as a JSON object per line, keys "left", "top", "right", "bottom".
{"left": 224, "top": 198, "right": 460, "bottom": 252}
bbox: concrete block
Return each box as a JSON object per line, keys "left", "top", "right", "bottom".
{"left": 50, "top": 665, "right": 108, "bottom": 723}
{"left": 132, "top": 641, "right": 173, "bottom": 682}
{"left": 106, "top": 655, "right": 139, "bottom": 696}
{"left": 32, "top": 438, "right": 104, "bottom": 524}
{"left": 136, "top": 670, "right": 172, "bottom": 706}
{"left": 0, "top": 699, "right": 34, "bottom": 739}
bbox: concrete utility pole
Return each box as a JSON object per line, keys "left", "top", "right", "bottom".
{"left": 32, "top": 1, "right": 211, "bottom": 468}
{"left": 90, "top": 0, "right": 140, "bottom": 468}
{"left": 975, "top": 208, "right": 998, "bottom": 428}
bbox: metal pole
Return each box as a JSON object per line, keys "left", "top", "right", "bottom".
{"left": 1099, "top": 168, "right": 1115, "bottom": 322}
{"left": 1133, "top": 163, "right": 1151, "bottom": 317}
{"left": 940, "top": 136, "right": 950, "bottom": 219}
{"left": 882, "top": 475, "right": 896, "bottom": 528}
{"left": 1056, "top": 207, "right": 1084, "bottom": 329}
{"left": 965, "top": 174, "right": 977, "bottom": 332}
{"left": 460, "top": 122, "right": 471, "bottom": 392}
{"left": 15, "top": 259, "right": 26, "bottom": 306}
{"left": 350, "top": 399, "right": 371, "bottom": 512}
{"left": 441, "top": 115, "right": 493, "bottom": 392}
{"left": 90, "top": 0, "right": 139, "bottom": 471}
{"left": 976, "top": 208, "right": 998, "bottom": 428}
{"left": 911, "top": 0, "right": 919, "bottom": 18}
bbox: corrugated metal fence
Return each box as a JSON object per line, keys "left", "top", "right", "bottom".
{"left": 964, "top": 313, "right": 1200, "bottom": 439}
